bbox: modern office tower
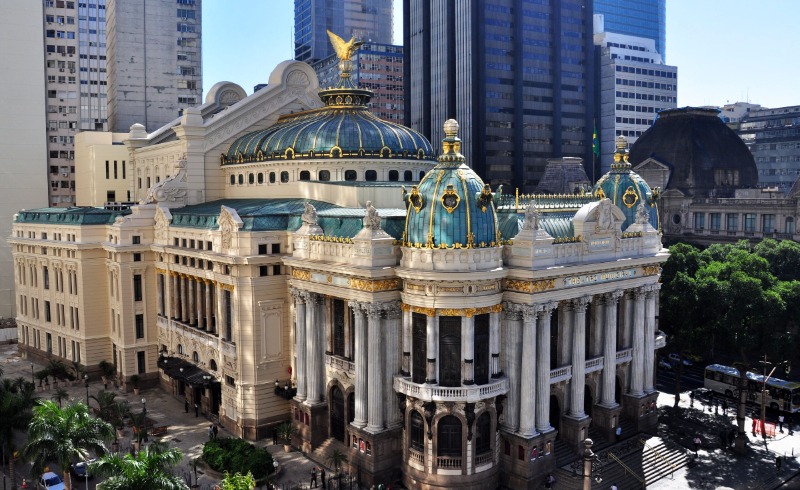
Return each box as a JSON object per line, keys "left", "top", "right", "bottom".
{"left": 40, "top": 0, "right": 202, "bottom": 208}
{"left": 294, "top": 0, "right": 393, "bottom": 63}
{"left": 403, "top": 0, "right": 596, "bottom": 192}
{"left": 106, "top": 0, "right": 203, "bottom": 132}
{"left": 594, "top": 17, "right": 676, "bottom": 176}
{"left": 738, "top": 105, "right": 800, "bottom": 194}
{"left": 0, "top": 0, "right": 50, "bottom": 319}
{"left": 719, "top": 102, "right": 762, "bottom": 124}
{"left": 312, "top": 42, "right": 405, "bottom": 123}
{"left": 594, "top": 0, "right": 666, "bottom": 61}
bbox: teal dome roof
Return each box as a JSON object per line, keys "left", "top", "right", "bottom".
{"left": 592, "top": 136, "right": 660, "bottom": 230}
{"left": 402, "top": 120, "right": 499, "bottom": 249}
{"left": 222, "top": 60, "right": 434, "bottom": 165}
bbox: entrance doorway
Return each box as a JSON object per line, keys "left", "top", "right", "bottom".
{"left": 330, "top": 386, "right": 345, "bottom": 442}
{"left": 584, "top": 385, "right": 594, "bottom": 419}
{"left": 550, "top": 395, "right": 561, "bottom": 437}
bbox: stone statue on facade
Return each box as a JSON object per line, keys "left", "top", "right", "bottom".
{"left": 522, "top": 200, "right": 541, "bottom": 231}
{"left": 301, "top": 202, "right": 318, "bottom": 226}
{"left": 596, "top": 198, "right": 615, "bottom": 232}
{"left": 635, "top": 202, "right": 650, "bottom": 225}
{"left": 363, "top": 201, "right": 382, "bottom": 230}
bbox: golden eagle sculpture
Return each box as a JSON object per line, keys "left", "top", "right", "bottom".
{"left": 326, "top": 29, "right": 364, "bottom": 62}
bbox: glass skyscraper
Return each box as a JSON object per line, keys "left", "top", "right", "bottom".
{"left": 404, "top": 0, "right": 596, "bottom": 192}
{"left": 594, "top": 0, "right": 666, "bottom": 59}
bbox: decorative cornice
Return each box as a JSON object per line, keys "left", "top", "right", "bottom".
{"left": 402, "top": 303, "right": 502, "bottom": 318}
{"left": 505, "top": 278, "right": 556, "bottom": 294}
{"left": 642, "top": 265, "right": 661, "bottom": 276}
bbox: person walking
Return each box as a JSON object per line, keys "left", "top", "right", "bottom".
{"left": 310, "top": 467, "right": 318, "bottom": 488}
{"left": 544, "top": 473, "right": 555, "bottom": 489}
{"left": 693, "top": 435, "right": 701, "bottom": 454}
{"left": 320, "top": 467, "right": 326, "bottom": 489}
{"left": 208, "top": 425, "right": 214, "bottom": 441}
{"left": 272, "top": 428, "right": 278, "bottom": 445}
{"left": 610, "top": 484, "right": 618, "bottom": 490}
{"left": 212, "top": 425, "right": 218, "bottom": 439}
{"left": 195, "top": 403, "right": 199, "bottom": 417}
{"left": 752, "top": 418, "right": 758, "bottom": 435}
{"left": 185, "top": 400, "right": 189, "bottom": 413}
{"left": 615, "top": 425, "right": 622, "bottom": 443}
{"left": 776, "top": 455, "right": 783, "bottom": 472}
{"left": 779, "top": 414, "right": 785, "bottom": 433}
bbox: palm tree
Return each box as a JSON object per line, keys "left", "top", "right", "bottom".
{"left": 89, "top": 441, "right": 189, "bottom": 490}
{"left": 23, "top": 400, "right": 114, "bottom": 490}
{"left": 219, "top": 471, "right": 256, "bottom": 490}
{"left": 90, "top": 390, "right": 118, "bottom": 421}
{"left": 327, "top": 448, "right": 348, "bottom": 474}
{"left": 51, "top": 388, "right": 69, "bottom": 408}
{"left": 0, "top": 377, "right": 36, "bottom": 488}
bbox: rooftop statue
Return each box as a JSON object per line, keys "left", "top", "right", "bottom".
{"left": 326, "top": 30, "right": 364, "bottom": 62}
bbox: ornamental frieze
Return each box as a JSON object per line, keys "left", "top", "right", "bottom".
{"left": 291, "top": 268, "right": 401, "bottom": 292}
{"left": 642, "top": 265, "right": 661, "bottom": 276}
{"left": 505, "top": 278, "right": 556, "bottom": 293}
{"left": 400, "top": 303, "right": 502, "bottom": 317}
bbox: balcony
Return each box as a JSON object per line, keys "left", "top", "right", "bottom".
{"left": 326, "top": 354, "right": 355, "bottom": 376}
{"left": 408, "top": 448, "right": 424, "bottom": 470}
{"left": 393, "top": 376, "right": 508, "bottom": 402}
{"left": 616, "top": 348, "right": 633, "bottom": 364}
{"left": 585, "top": 356, "right": 604, "bottom": 374}
{"left": 549, "top": 366, "right": 572, "bottom": 383}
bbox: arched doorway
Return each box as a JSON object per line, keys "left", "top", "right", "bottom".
{"left": 330, "top": 386, "right": 345, "bottom": 442}
{"left": 549, "top": 395, "right": 561, "bottom": 437}
{"left": 584, "top": 384, "right": 594, "bottom": 419}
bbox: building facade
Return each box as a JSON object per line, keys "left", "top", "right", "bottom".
{"left": 294, "top": 0, "right": 393, "bottom": 63}
{"left": 312, "top": 42, "right": 404, "bottom": 124}
{"left": 594, "top": 19, "right": 677, "bottom": 176}
{"left": 12, "top": 49, "right": 667, "bottom": 489}
{"left": 737, "top": 105, "right": 800, "bottom": 195}
{"left": 403, "top": 0, "right": 597, "bottom": 192}
{"left": 0, "top": 0, "right": 50, "bottom": 319}
{"left": 593, "top": 0, "right": 666, "bottom": 61}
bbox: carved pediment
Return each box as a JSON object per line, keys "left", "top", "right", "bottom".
{"left": 141, "top": 157, "right": 188, "bottom": 207}
{"left": 218, "top": 205, "right": 244, "bottom": 250}
{"left": 633, "top": 157, "right": 670, "bottom": 171}
{"left": 154, "top": 206, "right": 173, "bottom": 243}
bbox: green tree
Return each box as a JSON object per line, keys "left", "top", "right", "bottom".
{"left": 754, "top": 239, "right": 800, "bottom": 281}
{"left": 22, "top": 400, "right": 114, "bottom": 490}
{"left": 89, "top": 442, "right": 189, "bottom": 490}
{"left": 0, "top": 375, "right": 36, "bottom": 489}
{"left": 218, "top": 471, "right": 256, "bottom": 490}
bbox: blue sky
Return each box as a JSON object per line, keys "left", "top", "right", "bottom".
{"left": 203, "top": 0, "right": 798, "bottom": 109}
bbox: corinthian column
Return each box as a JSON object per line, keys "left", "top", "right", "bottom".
{"left": 204, "top": 280, "right": 213, "bottom": 330}
{"left": 462, "top": 315, "right": 475, "bottom": 385}
{"left": 536, "top": 302, "right": 557, "bottom": 433}
{"left": 426, "top": 314, "right": 437, "bottom": 384}
{"left": 401, "top": 307, "right": 411, "bottom": 376}
{"left": 195, "top": 279, "right": 203, "bottom": 327}
{"left": 644, "top": 284, "right": 660, "bottom": 393}
{"left": 350, "top": 301, "right": 367, "bottom": 428}
{"left": 366, "top": 303, "right": 385, "bottom": 432}
{"left": 601, "top": 290, "right": 623, "bottom": 406}
{"left": 490, "top": 311, "right": 501, "bottom": 377}
{"left": 181, "top": 275, "right": 188, "bottom": 322}
{"left": 306, "top": 293, "right": 323, "bottom": 404}
{"left": 629, "top": 287, "right": 647, "bottom": 396}
{"left": 384, "top": 303, "right": 402, "bottom": 428}
{"left": 518, "top": 304, "right": 541, "bottom": 437}
{"left": 292, "top": 289, "right": 307, "bottom": 401}
{"left": 503, "top": 302, "right": 522, "bottom": 432}
{"left": 569, "top": 296, "right": 591, "bottom": 418}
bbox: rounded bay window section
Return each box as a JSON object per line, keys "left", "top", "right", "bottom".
{"left": 474, "top": 412, "right": 492, "bottom": 465}
{"left": 436, "top": 415, "right": 463, "bottom": 468}
{"left": 410, "top": 411, "right": 425, "bottom": 453}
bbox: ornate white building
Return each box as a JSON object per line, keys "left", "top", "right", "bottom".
{"left": 11, "top": 44, "right": 668, "bottom": 489}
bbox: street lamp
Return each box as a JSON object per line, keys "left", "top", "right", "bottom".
{"left": 84, "top": 374, "right": 89, "bottom": 407}
{"left": 30, "top": 362, "right": 34, "bottom": 384}
{"left": 141, "top": 397, "right": 146, "bottom": 415}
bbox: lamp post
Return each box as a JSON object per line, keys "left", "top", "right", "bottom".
{"left": 84, "top": 374, "right": 89, "bottom": 407}
{"left": 30, "top": 362, "right": 34, "bottom": 385}
{"left": 142, "top": 397, "right": 146, "bottom": 415}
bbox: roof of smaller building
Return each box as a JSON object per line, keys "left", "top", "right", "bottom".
{"left": 14, "top": 207, "right": 129, "bottom": 225}
{"left": 535, "top": 157, "right": 591, "bottom": 194}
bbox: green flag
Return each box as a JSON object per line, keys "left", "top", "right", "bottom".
{"left": 592, "top": 124, "right": 600, "bottom": 160}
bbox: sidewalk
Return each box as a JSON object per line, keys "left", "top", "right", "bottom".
{"left": 0, "top": 344, "right": 335, "bottom": 490}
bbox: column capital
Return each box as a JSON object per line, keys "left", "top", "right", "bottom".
{"left": 572, "top": 296, "right": 592, "bottom": 311}
{"left": 645, "top": 283, "right": 662, "bottom": 295}
{"left": 348, "top": 300, "right": 366, "bottom": 316}
{"left": 364, "top": 303, "right": 384, "bottom": 319}
{"left": 384, "top": 301, "right": 402, "bottom": 319}
{"left": 305, "top": 291, "right": 323, "bottom": 305}
{"left": 290, "top": 287, "right": 305, "bottom": 302}
{"left": 521, "top": 304, "right": 543, "bottom": 322}
{"left": 503, "top": 301, "right": 523, "bottom": 320}
{"left": 633, "top": 287, "right": 647, "bottom": 301}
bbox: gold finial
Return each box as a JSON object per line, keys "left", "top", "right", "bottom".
{"left": 326, "top": 30, "right": 364, "bottom": 62}
{"left": 439, "top": 119, "right": 462, "bottom": 160}
{"left": 615, "top": 135, "right": 628, "bottom": 150}
{"left": 443, "top": 119, "right": 459, "bottom": 137}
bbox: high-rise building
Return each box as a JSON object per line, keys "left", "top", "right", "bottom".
{"left": 40, "top": 0, "right": 203, "bottom": 208}
{"left": 594, "top": 17, "right": 676, "bottom": 176}
{"left": 403, "top": 0, "right": 597, "bottom": 192}
{"left": 0, "top": 0, "right": 50, "bottom": 319}
{"left": 294, "top": 0, "right": 393, "bottom": 63}
{"left": 738, "top": 105, "right": 800, "bottom": 194}
{"left": 312, "top": 42, "right": 405, "bottom": 123}
{"left": 106, "top": 0, "right": 203, "bottom": 132}
{"left": 594, "top": 0, "right": 666, "bottom": 61}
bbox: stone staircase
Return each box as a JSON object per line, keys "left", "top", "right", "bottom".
{"left": 552, "top": 434, "right": 688, "bottom": 489}
{"left": 308, "top": 437, "right": 349, "bottom": 470}
{"left": 553, "top": 417, "right": 638, "bottom": 467}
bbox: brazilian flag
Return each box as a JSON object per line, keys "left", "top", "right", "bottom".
{"left": 592, "top": 124, "right": 600, "bottom": 160}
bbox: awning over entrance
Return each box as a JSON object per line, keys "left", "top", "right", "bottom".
{"left": 157, "top": 356, "right": 220, "bottom": 387}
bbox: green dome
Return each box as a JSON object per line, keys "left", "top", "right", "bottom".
{"left": 403, "top": 120, "right": 499, "bottom": 249}
{"left": 222, "top": 60, "right": 433, "bottom": 165}
{"left": 592, "top": 136, "right": 660, "bottom": 230}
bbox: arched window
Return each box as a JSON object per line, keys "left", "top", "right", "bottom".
{"left": 269, "top": 172, "right": 276, "bottom": 184}
{"left": 248, "top": 173, "right": 255, "bottom": 184}
{"left": 365, "top": 170, "right": 378, "bottom": 181}
{"left": 388, "top": 170, "right": 399, "bottom": 181}
{"left": 404, "top": 170, "right": 413, "bottom": 181}
{"left": 437, "top": 415, "right": 462, "bottom": 457}
{"left": 344, "top": 170, "right": 357, "bottom": 181}
{"left": 410, "top": 411, "right": 425, "bottom": 451}
{"left": 319, "top": 170, "right": 330, "bottom": 181}
{"left": 192, "top": 351, "right": 199, "bottom": 362}
{"left": 177, "top": 344, "right": 184, "bottom": 355}
{"left": 257, "top": 173, "right": 264, "bottom": 184}
{"left": 475, "top": 412, "right": 491, "bottom": 455}
{"left": 229, "top": 175, "right": 235, "bottom": 185}
{"left": 419, "top": 170, "right": 426, "bottom": 180}
{"left": 209, "top": 359, "right": 217, "bottom": 371}
{"left": 299, "top": 170, "right": 310, "bottom": 181}
{"left": 439, "top": 316, "right": 461, "bottom": 387}
{"left": 237, "top": 174, "right": 244, "bottom": 185}
{"left": 280, "top": 171, "right": 289, "bottom": 183}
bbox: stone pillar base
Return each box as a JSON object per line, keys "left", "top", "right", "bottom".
{"left": 498, "top": 429, "right": 557, "bottom": 490}
{"left": 560, "top": 415, "right": 592, "bottom": 454}
{"left": 291, "top": 400, "right": 329, "bottom": 452}
{"left": 593, "top": 404, "right": 623, "bottom": 442}
{"left": 348, "top": 426, "right": 402, "bottom": 489}
{"left": 623, "top": 392, "right": 659, "bottom": 434}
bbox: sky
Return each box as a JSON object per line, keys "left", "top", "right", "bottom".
{"left": 203, "top": 0, "right": 799, "bottom": 109}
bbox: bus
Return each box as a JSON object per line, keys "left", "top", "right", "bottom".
{"left": 703, "top": 364, "right": 800, "bottom": 413}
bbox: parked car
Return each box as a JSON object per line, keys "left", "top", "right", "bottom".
{"left": 38, "top": 472, "right": 65, "bottom": 490}
{"left": 668, "top": 353, "right": 693, "bottom": 366}
{"left": 71, "top": 458, "right": 96, "bottom": 480}
{"left": 658, "top": 358, "right": 673, "bottom": 370}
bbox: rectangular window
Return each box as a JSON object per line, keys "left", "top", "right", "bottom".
{"left": 45, "top": 301, "right": 51, "bottom": 322}
{"left": 259, "top": 266, "right": 269, "bottom": 277}
{"left": 133, "top": 253, "right": 142, "bottom": 262}
{"left": 43, "top": 266, "right": 50, "bottom": 290}
{"left": 258, "top": 244, "right": 267, "bottom": 255}
{"left": 271, "top": 243, "right": 280, "bottom": 254}
{"left": 137, "top": 351, "right": 146, "bottom": 374}
{"left": 710, "top": 213, "right": 721, "bottom": 231}
{"left": 135, "top": 314, "right": 144, "bottom": 339}
{"left": 762, "top": 214, "right": 775, "bottom": 233}
{"left": 694, "top": 213, "right": 705, "bottom": 229}
{"left": 133, "top": 274, "right": 142, "bottom": 301}
{"left": 726, "top": 214, "right": 739, "bottom": 231}
{"left": 744, "top": 213, "right": 756, "bottom": 232}
{"left": 225, "top": 375, "right": 235, "bottom": 386}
